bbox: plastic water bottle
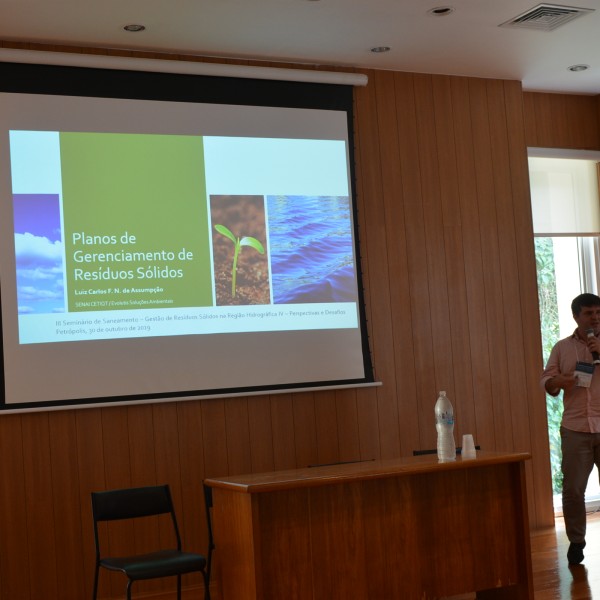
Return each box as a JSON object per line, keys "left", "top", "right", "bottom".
{"left": 435, "top": 391, "right": 456, "bottom": 461}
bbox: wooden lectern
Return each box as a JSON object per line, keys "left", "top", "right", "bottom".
{"left": 204, "top": 451, "right": 533, "bottom": 599}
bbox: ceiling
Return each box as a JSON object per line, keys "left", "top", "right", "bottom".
{"left": 1, "top": 0, "right": 599, "bottom": 95}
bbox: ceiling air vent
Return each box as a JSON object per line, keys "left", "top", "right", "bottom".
{"left": 499, "top": 3, "right": 594, "bottom": 31}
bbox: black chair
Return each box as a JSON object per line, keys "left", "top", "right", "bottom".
{"left": 91, "top": 484, "right": 210, "bottom": 600}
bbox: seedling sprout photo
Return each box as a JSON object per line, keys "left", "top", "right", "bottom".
{"left": 210, "top": 195, "right": 270, "bottom": 306}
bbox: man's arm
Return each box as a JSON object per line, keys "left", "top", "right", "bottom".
{"left": 545, "top": 373, "right": 576, "bottom": 395}
{"left": 541, "top": 343, "right": 576, "bottom": 395}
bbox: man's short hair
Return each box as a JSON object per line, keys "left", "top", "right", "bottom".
{"left": 571, "top": 293, "right": 600, "bottom": 316}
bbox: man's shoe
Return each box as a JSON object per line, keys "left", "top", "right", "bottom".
{"left": 567, "top": 541, "right": 586, "bottom": 565}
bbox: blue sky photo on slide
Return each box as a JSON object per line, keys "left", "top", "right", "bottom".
{"left": 13, "top": 193, "right": 65, "bottom": 314}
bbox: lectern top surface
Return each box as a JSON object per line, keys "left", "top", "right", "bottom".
{"left": 204, "top": 450, "right": 531, "bottom": 494}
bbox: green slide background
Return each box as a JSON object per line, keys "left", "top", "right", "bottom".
{"left": 61, "top": 132, "right": 212, "bottom": 311}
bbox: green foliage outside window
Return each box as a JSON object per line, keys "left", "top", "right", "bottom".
{"left": 535, "top": 237, "right": 563, "bottom": 494}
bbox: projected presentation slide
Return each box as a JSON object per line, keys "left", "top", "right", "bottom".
{"left": 0, "top": 88, "right": 370, "bottom": 407}
{"left": 10, "top": 130, "right": 359, "bottom": 344}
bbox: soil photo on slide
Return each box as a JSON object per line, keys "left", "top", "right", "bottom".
{"left": 210, "top": 195, "right": 270, "bottom": 306}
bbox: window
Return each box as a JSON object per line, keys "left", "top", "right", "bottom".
{"left": 530, "top": 150, "right": 600, "bottom": 513}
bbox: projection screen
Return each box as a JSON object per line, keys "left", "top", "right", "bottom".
{"left": 0, "top": 60, "right": 374, "bottom": 411}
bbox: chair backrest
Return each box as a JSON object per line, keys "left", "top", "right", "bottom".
{"left": 91, "top": 484, "right": 182, "bottom": 557}
{"left": 92, "top": 484, "right": 173, "bottom": 521}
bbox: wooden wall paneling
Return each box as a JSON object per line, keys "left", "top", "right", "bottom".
{"left": 292, "top": 391, "right": 318, "bottom": 468}
{"left": 523, "top": 92, "right": 600, "bottom": 150}
{"left": 101, "top": 406, "right": 133, "bottom": 487}
{"left": 224, "top": 396, "right": 252, "bottom": 476}
{"left": 524, "top": 93, "right": 557, "bottom": 149}
{"left": 371, "top": 69, "right": 420, "bottom": 458}
{"left": 153, "top": 402, "right": 184, "bottom": 492}
{"left": 201, "top": 399, "right": 229, "bottom": 478}
{"left": 21, "top": 412, "right": 58, "bottom": 599}
{"left": 522, "top": 93, "right": 538, "bottom": 150}
{"left": 546, "top": 93, "right": 569, "bottom": 148}
{"left": 490, "top": 80, "right": 541, "bottom": 462}
{"left": 48, "top": 410, "right": 86, "bottom": 600}
{"left": 75, "top": 407, "right": 108, "bottom": 599}
{"left": 269, "top": 393, "right": 297, "bottom": 470}
{"left": 430, "top": 75, "right": 475, "bottom": 440}
{"left": 452, "top": 78, "right": 495, "bottom": 448}
{"left": 413, "top": 74, "right": 455, "bottom": 399}
{"left": 354, "top": 386, "right": 381, "bottom": 461}
{"left": 127, "top": 403, "right": 157, "bottom": 487}
{"left": 547, "top": 94, "right": 573, "bottom": 146}
{"left": 504, "top": 83, "right": 554, "bottom": 528}
{"left": 559, "top": 95, "right": 600, "bottom": 149}
{"left": 377, "top": 65, "right": 423, "bottom": 456}
{"left": 392, "top": 72, "right": 438, "bottom": 451}
{"left": 490, "top": 80, "right": 534, "bottom": 452}
{"left": 0, "top": 415, "right": 30, "bottom": 599}
{"left": 550, "top": 95, "right": 572, "bottom": 149}
{"left": 478, "top": 77, "right": 519, "bottom": 449}
{"left": 440, "top": 225, "right": 475, "bottom": 440}
{"left": 334, "top": 388, "right": 361, "bottom": 462}
{"left": 449, "top": 77, "right": 491, "bottom": 443}
{"left": 355, "top": 70, "right": 401, "bottom": 459}
{"left": 176, "top": 400, "right": 208, "bottom": 553}
{"left": 314, "top": 389, "right": 340, "bottom": 466}
{"left": 246, "top": 395, "right": 275, "bottom": 473}
{"left": 484, "top": 79, "right": 526, "bottom": 452}
{"left": 367, "top": 69, "right": 408, "bottom": 458}
{"left": 466, "top": 78, "right": 507, "bottom": 451}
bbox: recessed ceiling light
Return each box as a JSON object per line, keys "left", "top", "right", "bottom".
{"left": 370, "top": 46, "right": 391, "bottom": 53}
{"left": 568, "top": 64, "right": 589, "bottom": 72}
{"left": 428, "top": 6, "right": 454, "bottom": 16}
{"left": 123, "top": 24, "right": 146, "bottom": 32}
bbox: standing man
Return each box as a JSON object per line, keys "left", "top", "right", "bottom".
{"left": 541, "top": 292, "right": 600, "bottom": 565}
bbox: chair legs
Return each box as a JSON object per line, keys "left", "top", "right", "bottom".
{"left": 204, "top": 570, "right": 211, "bottom": 600}
{"left": 92, "top": 565, "right": 99, "bottom": 600}
{"left": 94, "top": 571, "right": 209, "bottom": 599}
